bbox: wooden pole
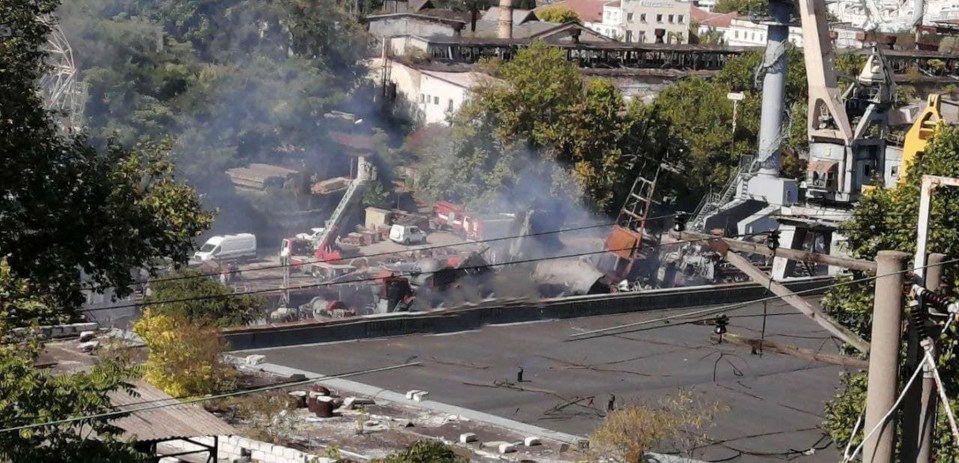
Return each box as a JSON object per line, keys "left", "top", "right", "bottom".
{"left": 717, "top": 249, "right": 870, "bottom": 353}
{"left": 671, "top": 230, "right": 877, "bottom": 273}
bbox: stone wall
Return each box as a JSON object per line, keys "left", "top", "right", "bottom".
{"left": 158, "top": 435, "right": 335, "bottom": 463}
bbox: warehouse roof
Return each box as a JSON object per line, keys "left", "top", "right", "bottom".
{"left": 110, "top": 380, "right": 237, "bottom": 442}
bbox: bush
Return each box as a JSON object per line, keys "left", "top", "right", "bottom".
{"left": 134, "top": 309, "right": 235, "bottom": 397}
{"left": 589, "top": 390, "right": 726, "bottom": 462}
{"left": 378, "top": 441, "right": 466, "bottom": 463}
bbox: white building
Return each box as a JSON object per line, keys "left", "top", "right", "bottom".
{"left": 828, "top": 0, "right": 958, "bottom": 31}
{"left": 723, "top": 18, "right": 802, "bottom": 47}
{"left": 370, "top": 59, "right": 496, "bottom": 126}
{"left": 621, "top": 0, "right": 693, "bottom": 44}
{"left": 543, "top": 0, "right": 624, "bottom": 40}
{"left": 416, "top": 71, "right": 485, "bottom": 125}
{"left": 594, "top": 2, "right": 625, "bottom": 40}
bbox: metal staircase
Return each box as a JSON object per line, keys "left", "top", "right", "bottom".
{"left": 689, "top": 155, "right": 764, "bottom": 231}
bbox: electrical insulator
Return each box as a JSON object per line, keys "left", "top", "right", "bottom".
{"left": 908, "top": 299, "right": 928, "bottom": 339}
{"left": 767, "top": 231, "right": 781, "bottom": 252}
{"left": 920, "top": 288, "right": 950, "bottom": 309}
{"left": 673, "top": 212, "right": 689, "bottom": 232}
{"left": 714, "top": 314, "right": 729, "bottom": 336}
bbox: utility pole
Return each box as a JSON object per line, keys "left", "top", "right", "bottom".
{"left": 918, "top": 252, "right": 946, "bottom": 462}
{"left": 863, "top": 250, "right": 910, "bottom": 463}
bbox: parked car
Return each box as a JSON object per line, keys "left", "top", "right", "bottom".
{"left": 389, "top": 224, "right": 427, "bottom": 245}
{"left": 194, "top": 233, "right": 257, "bottom": 262}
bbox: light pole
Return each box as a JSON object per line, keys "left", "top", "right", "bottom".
{"left": 727, "top": 91, "right": 744, "bottom": 143}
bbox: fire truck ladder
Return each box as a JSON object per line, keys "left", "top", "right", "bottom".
{"left": 312, "top": 158, "right": 373, "bottom": 249}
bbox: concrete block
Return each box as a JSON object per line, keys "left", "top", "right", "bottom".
{"left": 405, "top": 390, "right": 421, "bottom": 399}
{"left": 524, "top": 436, "right": 541, "bottom": 447}
{"left": 79, "top": 331, "right": 96, "bottom": 342}
{"left": 251, "top": 450, "right": 266, "bottom": 461}
{"left": 78, "top": 341, "right": 99, "bottom": 352}
{"left": 498, "top": 443, "right": 517, "bottom": 454}
{"left": 459, "top": 433, "right": 477, "bottom": 444}
{"left": 75, "top": 322, "right": 98, "bottom": 332}
{"left": 412, "top": 391, "right": 429, "bottom": 402}
{"left": 245, "top": 354, "right": 266, "bottom": 366}
{"left": 281, "top": 447, "right": 301, "bottom": 459}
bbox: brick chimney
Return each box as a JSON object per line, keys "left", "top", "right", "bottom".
{"left": 498, "top": 0, "right": 513, "bottom": 39}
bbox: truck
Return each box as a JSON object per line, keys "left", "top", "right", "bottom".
{"left": 279, "top": 231, "right": 360, "bottom": 276}
{"left": 194, "top": 233, "right": 257, "bottom": 262}
{"left": 431, "top": 201, "right": 513, "bottom": 241}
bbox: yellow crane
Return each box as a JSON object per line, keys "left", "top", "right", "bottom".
{"left": 898, "top": 94, "right": 959, "bottom": 184}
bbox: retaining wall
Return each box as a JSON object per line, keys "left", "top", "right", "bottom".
{"left": 224, "top": 278, "right": 832, "bottom": 351}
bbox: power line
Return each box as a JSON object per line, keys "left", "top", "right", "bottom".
{"left": 0, "top": 361, "right": 421, "bottom": 435}
{"left": 84, "top": 214, "right": 680, "bottom": 293}
{"left": 79, "top": 233, "right": 741, "bottom": 315}
{"left": 567, "top": 256, "right": 959, "bottom": 341}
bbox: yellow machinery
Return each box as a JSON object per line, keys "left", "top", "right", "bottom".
{"left": 898, "top": 94, "right": 958, "bottom": 185}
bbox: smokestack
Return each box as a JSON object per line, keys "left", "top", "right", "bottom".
{"left": 498, "top": 0, "right": 513, "bottom": 39}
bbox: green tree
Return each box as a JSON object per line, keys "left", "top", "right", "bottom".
{"left": 378, "top": 440, "right": 467, "bottom": 463}
{"left": 134, "top": 309, "right": 235, "bottom": 398}
{"left": 822, "top": 126, "right": 959, "bottom": 462}
{"left": 145, "top": 270, "right": 262, "bottom": 327}
{"left": 0, "top": 328, "right": 145, "bottom": 463}
{"left": 2, "top": 1, "right": 213, "bottom": 315}
{"left": 650, "top": 46, "right": 810, "bottom": 202}
{"left": 415, "top": 42, "right": 681, "bottom": 213}
{"left": 712, "top": 0, "right": 765, "bottom": 14}
{"left": 589, "top": 390, "right": 727, "bottom": 462}
{"left": 536, "top": 5, "right": 580, "bottom": 23}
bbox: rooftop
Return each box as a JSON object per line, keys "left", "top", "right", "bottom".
{"left": 690, "top": 5, "right": 739, "bottom": 28}
{"left": 538, "top": 0, "right": 608, "bottom": 23}
{"left": 110, "top": 380, "right": 238, "bottom": 442}
{"left": 242, "top": 298, "right": 851, "bottom": 462}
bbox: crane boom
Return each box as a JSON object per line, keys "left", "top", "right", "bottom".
{"left": 795, "top": 0, "right": 854, "bottom": 145}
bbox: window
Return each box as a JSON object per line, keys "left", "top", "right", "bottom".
{"left": 639, "top": 30, "right": 646, "bottom": 42}
{"left": 668, "top": 14, "right": 674, "bottom": 23}
{"left": 627, "top": 12, "right": 633, "bottom": 21}
{"left": 447, "top": 99, "right": 454, "bottom": 111}
{"left": 656, "top": 13, "right": 663, "bottom": 22}
{"left": 677, "top": 14, "right": 684, "bottom": 23}
{"left": 626, "top": 30, "right": 633, "bottom": 42}
{"left": 434, "top": 96, "right": 439, "bottom": 105}
{"left": 640, "top": 13, "right": 646, "bottom": 22}
{"left": 734, "top": 30, "right": 739, "bottom": 38}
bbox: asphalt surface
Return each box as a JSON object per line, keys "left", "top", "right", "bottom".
{"left": 245, "top": 298, "right": 851, "bottom": 462}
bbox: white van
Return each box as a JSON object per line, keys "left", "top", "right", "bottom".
{"left": 389, "top": 224, "right": 427, "bottom": 245}
{"left": 194, "top": 233, "right": 257, "bottom": 262}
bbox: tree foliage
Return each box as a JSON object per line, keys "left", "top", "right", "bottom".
{"left": 134, "top": 309, "right": 235, "bottom": 398}
{"left": 589, "top": 389, "right": 727, "bottom": 462}
{"left": 822, "top": 126, "right": 959, "bottom": 462}
{"left": 649, "top": 46, "right": 809, "bottom": 203}
{"left": 0, "top": 330, "right": 145, "bottom": 463}
{"left": 378, "top": 440, "right": 467, "bottom": 463}
{"left": 2, "top": 1, "right": 213, "bottom": 317}
{"left": 414, "top": 42, "right": 683, "bottom": 213}
{"left": 536, "top": 5, "right": 580, "bottom": 23}
{"left": 57, "top": 0, "right": 373, "bottom": 192}
{"left": 712, "top": 0, "right": 765, "bottom": 14}
{"left": 144, "top": 270, "right": 262, "bottom": 327}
